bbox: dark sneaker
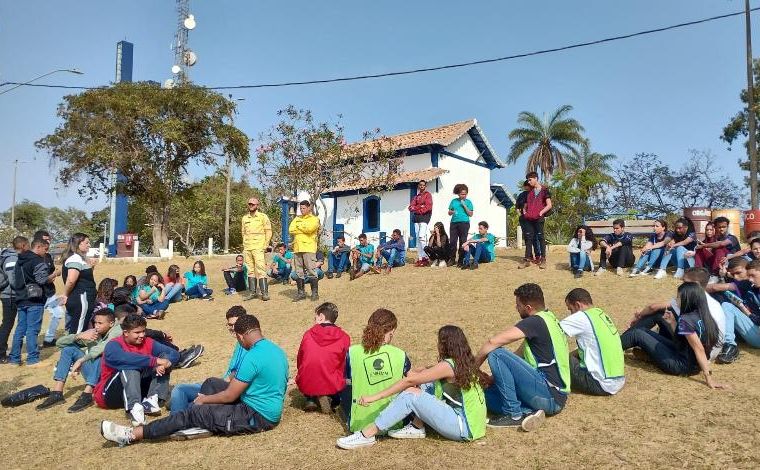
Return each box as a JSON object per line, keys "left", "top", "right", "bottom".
{"left": 518, "top": 259, "right": 532, "bottom": 269}
{"left": 303, "top": 399, "right": 318, "bottom": 412}
{"left": 716, "top": 344, "right": 739, "bottom": 364}
{"left": 67, "top": 393, "right": 93, "bottom": 413}
{"left": 326, "top": 272, "right": 334, "bottom": 279}
{"left": 177, "top": 344, "right": 204, "bottom": 369}
{"left": 335, "top": 272, "right": 342, "bottom": 279}
{"left": 486, "top": 414, "right": 524, "bottom": 428}
{"left": 0, "top": 355, "right": 9, "bottom": 364}
{"left": 538, "top": 258, "right": 547, "bottom": 269}
{"left": 42, "top": 340, "right": 56, "bottom": 348}
{"left": 36, "top": 391, "right": 65, "bottom": 411}
{"left": 574, "top": 271, "right": 582, "bottom": 279}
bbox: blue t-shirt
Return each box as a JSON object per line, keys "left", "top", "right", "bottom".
{"left": 648, "top": 231, "right": 673, "bottom": 245}
{"left": 236, "top": 338, "right": 289, "bottom": 423}
{"left": 356, "top": 243, "right": 375, "bottom": 263}
{"left": 224, "top": 342, "right": 247, "bottom": 379}
{"left": 672, "top": 231, "right": 697, "bottom": 251}
{"left": 474, "top": 233, "right": 496, "bottom": 261}
{"left": 719, "top": 234, "right": 741, "bottom": 254}
{"left": 183, "top": 271, "right": 207, "bottom": 290}
{"left": 603, "top": 232, "right": 633, "bottom": 247}
{"left": 448, "top": 198, "right": 474, "bottom": 223}
{"left": 272, "top": 251, "right": 293, "bottom": 271}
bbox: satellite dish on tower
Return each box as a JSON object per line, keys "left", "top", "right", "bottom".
{"left": 171, "top": 65, "right": 182, "bottom": 74}
{"left": 163, "top": 79, "right": 175, "bottom": 89}
{"left": 183, "top": 50, "right": 197, "bottom": 66}
{"left": 184, "top": 14, "right": 196, "bottom": 30}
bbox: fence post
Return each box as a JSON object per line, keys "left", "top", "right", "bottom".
{"left": 133, "top": 240, "right": 140, "bottom": 262}
{"left": 516, "top": 226, "right": 523, "bottom": 249}
{"left": 168, "top": 240, "right": 174, "bottom": 259}
{"left": 208, "top": 238, "right": 213, "bottom": 257}
{"left": 99, "top": 243, "right": 105, "bottom": 262}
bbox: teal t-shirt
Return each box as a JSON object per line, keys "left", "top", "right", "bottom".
{"left": 137, "top": 285, "right": 160, "bottom": 302}
{"left": 183, "top": 271, "right": 207, "bottom": 290}
{"left": 356, "top": 243, "right": 375, "bottom": 263}
{"left": 236, "top": 338, "right": 289, "bottom": 423}
{"left": 224, "top": 342, "right": 247, "bottom": 379}
{"left": 272, "top": 251, "right": 294, "bottom": 271}
{"left": 449, "top": 198, "right": 474, "bottom": 223}
{"left": 474, "top": 233, "right": 496, "bottom": 261}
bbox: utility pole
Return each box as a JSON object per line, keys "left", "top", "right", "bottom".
{"left": 224, "top": 155, "right": 232, "bottom": 253}
{"left": 746, "top": 0, "right": 758, "bottom": 209}
{"left": 10, "top": 160, "right": 18, "bottom": 229}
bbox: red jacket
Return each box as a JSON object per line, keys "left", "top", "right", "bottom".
{"left": 408, "top": 191, "right": 432, "bottom": 215}
{"left": 93, "top": 336, "right": 158, "bottom": 408}
{"left": 524, "top": 187, "right": 550, "bottom": 221}
{"left": 295, "top": 323, "right": 350, "bottom": 396}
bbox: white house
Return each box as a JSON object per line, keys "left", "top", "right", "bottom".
{"left": 319, "top": 119, "right": 514, "bottom": 251}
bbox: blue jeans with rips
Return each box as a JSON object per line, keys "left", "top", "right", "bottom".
{"left": 9, "top": 304, "right": 44, "bottom": 365}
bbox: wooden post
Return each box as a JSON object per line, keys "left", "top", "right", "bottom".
{"left": 133, "top": 240, "right": 140, "bottom": 262}
{"left": 208, "top": 238, "right": 213, "bottom": 257}
{"left": 99, "top": 243, "right": 105, "bottom": 262}
{"left": 516, "top": 226, "right": 523, "bottom": 249}
{"left": 168, "top": 240, "right": 174, "bottom": 259}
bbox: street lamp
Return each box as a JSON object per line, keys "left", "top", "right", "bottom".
{"left": 0, "top": 68, "right": 84, "bottom": 96}
{"left": 224, "top": 94, "right": 245, "bottom": 254}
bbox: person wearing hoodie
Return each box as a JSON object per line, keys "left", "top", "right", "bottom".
{"left": 8, "top": 238, "right": 50, "bottom": 366}
{"left": 295, "top": 302, "right": 351, "bottom": 413}
{"left": 33, "top": 230, "right": 64, "bottom": 348}
{"left": 35, "top": 307, "right": 121, "bottom": 412}
{"left": 0, "top": 236, "right": 27, "bottom": 363}
{"left": 373, "top": 229, "right": 406, "bottom": 273}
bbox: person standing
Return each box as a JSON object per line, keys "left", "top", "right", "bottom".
{"left": 0, "top": 236, "right": 28, "bottom": 363}
{"left": 34, "top": 230, "right": 64, "bottom": 347}
{"left": 289, "top": 200, "right": 321, "bottom": 301}
{"left": 408, "top": 180, "right": 433, "bottom": 267}
{"left": 59, "top": 233, "right": 97, "bottom": 335}
{"left": 519, "top": 172, "right": 552, "bottom": 269}
{"left": 448, "top": 184, "right": 474, "bottom": 267}
{"left": 515, "top": 180, "right": 539, "bottom": 265}
{"left": 241, "top": 197, "right": 273, "bottom": 302}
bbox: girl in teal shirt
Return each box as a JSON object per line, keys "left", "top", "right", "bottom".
{"left": 184, "top": 260, "right": 213, "bottom": 299}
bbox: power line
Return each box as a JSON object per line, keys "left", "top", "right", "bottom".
{"left": 2, "top": 6, "right": 758, "bottom": 92}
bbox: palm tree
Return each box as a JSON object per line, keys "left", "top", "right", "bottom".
{"left": 566, "top": 145, "right": 616, "bottom": 186}
{"left": 507, "top": 105, "right": 586, "bottom": 179}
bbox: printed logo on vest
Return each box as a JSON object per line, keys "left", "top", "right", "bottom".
{"left": 363, "top": 352, "right": 394, "bottom": 385}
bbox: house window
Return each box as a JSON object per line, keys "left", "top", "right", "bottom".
{"left": 363, "top": 195, "right": 380, "bottom": 232}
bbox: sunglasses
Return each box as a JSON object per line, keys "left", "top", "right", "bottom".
{"left": 248, "top": 203, "right": 258, "bottom": 206}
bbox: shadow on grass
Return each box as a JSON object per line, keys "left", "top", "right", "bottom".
{"left": 0, "top": 375, "right": 24, "bottom": 397}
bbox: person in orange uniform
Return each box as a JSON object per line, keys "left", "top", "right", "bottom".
{"left": 241, "top": 197, "right": 272, "bottom": 301}
{"left": 289, "top": 201, "right": 321, "bottom": 302}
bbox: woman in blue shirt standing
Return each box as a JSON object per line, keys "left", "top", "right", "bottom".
{"left": 184, "top": 261, "right": 213, "bottom": 300}
{"left": 448, "top": 184, "right": 474, "bottom": 267}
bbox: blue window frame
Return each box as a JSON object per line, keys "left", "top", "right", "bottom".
{"left": 363, "top": 195, "right": 380, "bottom": 232}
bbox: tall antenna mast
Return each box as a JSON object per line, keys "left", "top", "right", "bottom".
{"left": 169, "top": 0, "right": 197, "bottom": 86}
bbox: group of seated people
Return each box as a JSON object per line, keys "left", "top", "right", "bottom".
{"left": 566, "top": 216, "right": 746, "bottom": 280}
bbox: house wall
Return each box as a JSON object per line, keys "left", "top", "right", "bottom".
{"left": 399, "top": 152, "right": 432, "bottom": 172}
{"left": 322, "top": 189, "right": 413, "bottom": 247}
{"left": 487, "top": 198, "right": 508, "bottom": 247}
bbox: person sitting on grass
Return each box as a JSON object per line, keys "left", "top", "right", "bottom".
{"left": 136, "top": 272, "right": 170, "bottom": 320}
{"left": 653, "top": 217, "right": 697, "bottom": 280}
{"left": 349, "top": 233, "right": 375, "bottom": 281}
{"left": 629, "top": 219, "right": 673, "bottom": 277}
{"left": 169, "top": 306, "right": 246, "bottom": 416}
{"left": 694, "top": 216, "right": 741, "bottom": 276}
{"left": 184, "top": 260, "right": 213, "bottom": 300}
{"left": 95, "top": 278, "right": 118, "bottom": 311}
{"left": 327, "top": 236, "right": 351, "bottom": 278}
{"left": 100, "top": 313, "right": 289, "bottom": 446}
{"left": 122, "top": 275, "right": 138, "bottom": 301}
{"left": 620, "top": 282, "right": 727, "bottom": 390}
{"left": 162, "top": 265, "right": 184, "bottom": 303}
{"left": 373, "top": 229, "right": 406, "bottom": 274}
{"left": 343, "top": 308, "right": 411, "bottom": 433}
{"left": 222, "top": 255, "right": 248, "bottom": 295}
{"left": 566, "top": 225, "right": 596, "bottom": 278}
{"left": 35, "top": 307, "right": 121, "bottom": 413}
{"left": 724, "top": 237, "right": 760, "bottom": 263}
{"left": 475, "top": 283, "right": 569, "bottom": 432}
{"left": 560, "top": 288, "right": 625, "bottom": 396}
{"left": 461, "top": 221, "right": 496, "bottom": 270}
{"left": 295, "top": 302, "right": 350, "bottom": 414}
{"left": 267, "top": 243, "right": 293, "bottom": 285}
{"left": 337, "top": 325, "right": 487, "bottom": 450}
{"left": 424, "top": 222, "right": 451, "bottom": 268}
{"left": 136, "top": 265, "right": 159, "bottom": 288}
{"left": 93, "top": 313, "right": 180, "bottom": 426}
{"left": 596, "top": 219, "right": 635, "bottom": 276}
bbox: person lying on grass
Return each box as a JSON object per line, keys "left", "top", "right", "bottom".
{"left": 100, "top": 313, "right": 288, "bottom": 446}
{"left": 336, "top": 325, "right": 487, "bottom": 449}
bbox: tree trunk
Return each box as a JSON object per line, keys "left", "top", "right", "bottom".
{"left": 151, "top": 206, "right": 170, "bottom": 255}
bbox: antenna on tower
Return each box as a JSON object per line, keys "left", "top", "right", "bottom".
{"left": 170, "top": 0, "right": 197, "bottom": 84}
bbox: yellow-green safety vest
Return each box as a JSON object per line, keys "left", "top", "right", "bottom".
{"left": 523, "top": 311, "right": 571, "bottom": 394}
{"left": 580, "top": 307, "right": 625, "bottom": 379}
{"left": 348, "top": 343, "right": 407, "bottom": 432}
{"left": 433, "top": 359, "right": 487, "bottom": 441}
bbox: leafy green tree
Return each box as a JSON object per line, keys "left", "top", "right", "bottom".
{"left": 35, "top": 82, "right": 250, "bottom": 254}
{"left": 722, "top": 58, "right": 760, "bottom": 190}
{"left": 1, "top": 200, "right": 46, "bottom": 234}
{"left": 507, "top": 105, "right": 586, "bottom": 179}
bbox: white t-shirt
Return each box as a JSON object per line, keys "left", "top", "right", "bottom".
{"left": 669, "top": 294, "right": 725, "bottom": 361}
{"left": 560, "top": 311, "right": 626, "bottom": 395}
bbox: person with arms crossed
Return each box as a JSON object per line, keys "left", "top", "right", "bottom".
{"left": 241, "top": 197, "right": 273, "bottom": 301}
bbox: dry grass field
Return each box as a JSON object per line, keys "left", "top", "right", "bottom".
{"left": 2, "top": 246, "right": 760, "bottom": 469}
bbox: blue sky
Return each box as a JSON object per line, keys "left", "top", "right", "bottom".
{"left": 0, "top": 0, "right": 756, "bottom": 211}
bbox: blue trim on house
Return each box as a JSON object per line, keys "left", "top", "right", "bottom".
{"left": 323, "top": 181, "right": 419, "bottom": 199}
{"left": 430, "top": 149, "right": 439, "bottom": 168}
{"left": 440, "top": 150, "right": 491, "bottom": 169}
{"left": 490, "top": 185, "right": 515, "bottom": 209}
{"left": 279, "top": 197, "right": 292, "bottom": 246}
{"left": 408, "top": 187, "right": 417, "bottom": 249}
{"left": 362, "top": 195, "right": 381, "bottom": 233}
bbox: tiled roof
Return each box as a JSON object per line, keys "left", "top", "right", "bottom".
{"left": 326, "top": 167, "right": 448, "bottom": 193}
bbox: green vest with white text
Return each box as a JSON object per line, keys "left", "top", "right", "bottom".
{"left": 580, "top": 307, "right": 625, "bottom": 379}
{"left": 348, "top": 343, "right": 406, "bottom": 432}
{"left": 523, "top": 311, "right": 571, "bottom": 394}
{"left": 433, "top": 359, "right": 487, "bottom": 441}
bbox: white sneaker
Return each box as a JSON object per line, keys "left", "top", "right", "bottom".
{"left": 629, "top": 269, "right": 639, "bottom": 278}
{"left": 336, "top": 431, "right": 376, "bottom": 450}
{"left": 101, "top": 420, "right": 134, "bottom": 446}
{"left": 594, "top": 268, "right": 606, "bottom": 277}
{"left": 388, "top": 423, "right": 426, "bottom": 439}
{"left": 141, "top": 394, "right": 161, "bottom": 416}
{"left": 654, "top": 269, "right": 666, "bottom": 280}
{"left": 641, "top": 265, "right": 652, "bottom": 275}
{"left": 438, "top": 260, "right": 447, "bottom": 268}
{"left": 130, "top": 403, "right": 146, "bottom": 426}
{"left": 616, "top": 267, "right": 624, "bottom": 276}
{"left": 673, "top": 268, "right": 684, "bottom": 279}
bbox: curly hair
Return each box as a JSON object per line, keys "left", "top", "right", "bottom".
{"left": 96, "top": 278, "right": 118, "bottom": 304}
{"left": 361, "top": 308, "right": 398, "bottom": 353}
{"left": 437, "top": 325, "right": 489, "bottom": 390}
{"left": 452, "top": 183, "right": 469, "bottom": 195}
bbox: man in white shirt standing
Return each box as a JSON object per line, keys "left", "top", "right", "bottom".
{"left": 560, "top": 288, "right": 625, "bottom": 396}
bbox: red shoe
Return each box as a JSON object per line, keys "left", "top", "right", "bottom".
{"left": 421, "top": 258, "right": 431, "bottom": 267}
{"left": 414, "top": 259, "right": 423, "bottom": 267}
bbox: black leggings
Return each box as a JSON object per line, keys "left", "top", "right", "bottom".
{"left": 600, "top": 246, "right": 635, "bottom": 269}
{"left": 621, "top": 325, "right": 696, "bottom": 376}
{"left": 223, "top": 271, "right": 247, "bottom": 291}
{"left": 449, "top": 222, "right": 470, "bottom": 265}
{"left": 424, "top": 245, "right": 451, "bottom": 262}
{"left": 522, "top": 218, "right": 546, "bottom": 259}
{"left": 65, "top": 290, "right": 96, "bottom": 334}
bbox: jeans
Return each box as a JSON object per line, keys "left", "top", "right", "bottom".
{"left": 376, "top": 248, "right": 405, "bottom": 267}
{"left": 328, "top": 252, "right": 349, "bottom": 273}
{"left": 103, "top": 368, "right": 172, "bottom": 410}
{"left": 223, "top": 271, "right": 247, "bottom": 292}
{"left": 374, "top": 382, "right": 468, "bottom": 441}
{"left": 269, "top": 265, "right": 293, "bottom": 282}
{"left": 634, "top": 248, "right": 664, "bottom": 271}
{"left": 463, "top": 243, "right": 490, "bottom": 265}
{"left": 721, "top": 302, "right": 760, "bottom": 347}
{"left": 449, "top": 221, "right": 470, "bottom": 265}
{"left": 569, "top": 252, "right": 592, "bottom": 272}
{"left": 620, "top": 328, "right": 695, "bottom": 375}
{"left": 44, "top": 296, "right": 66, "bottom": 342}
{"left": 53, "top": 346, "right": 101, "bottom": 386}
{"left": 569, "top": 354, "right": 610, "bottom": 396}
{"left": 658, "top": 246, "right": 695, "bottom": 270}
{"left": 599, "top": 246, "right": 635, "bottom": 269}
{"left": 9, "top": 304, "right": 44, "bottom": 365}
{"left": 415, "top": 222, "right": 429, "bottom": 260}
{"left": 522, "top": 218, "right": 546, "bottom": 259}
{"left": 141, "top": 299, "right": 170, "bottom": 316}
{"left": 185, "top": 284, "right": 212, "bottom": 299}
{"left": 163, "top": 283, "right": 184, "bottom": 303}
{"left": 0, "top": 297, "right": 17, "bottom": 357}
{"left": 484, "top": 348, "right": 563, "bottom": 419}
{"left": 170, "top": 383, "right": 202, "bottom": 414}
{"left": 519, "top": 218, "right": 541, "bottom": 260}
